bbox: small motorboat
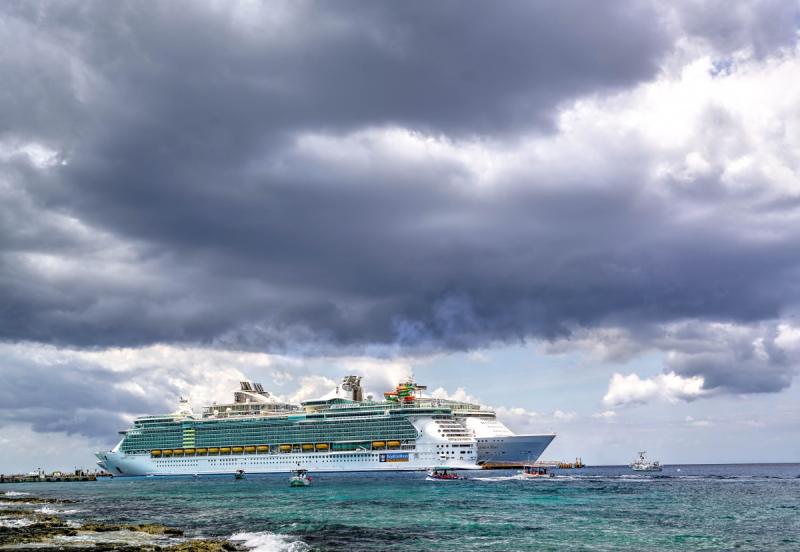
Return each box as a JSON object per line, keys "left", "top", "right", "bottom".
{"left": 290, "top": 468, "right": 311, "bottom": 487}
{"left": 426, "top": 467, "right": 464, "bottom": 481}
{"left": 234, "top": 469, "right": 245, "bottom": 480}
{"left": 630, "top": 451, "right": 662, "bottom": 472}
{"left": 519, "top": 465, "right": 554, "bottom": 479}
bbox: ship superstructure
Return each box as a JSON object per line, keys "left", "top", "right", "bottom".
{"left": 96, "top": 377, "right": 479, "bottom": 476}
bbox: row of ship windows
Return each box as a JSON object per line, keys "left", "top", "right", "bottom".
{"left": 187, "top": 429, "right": 419, "bottom": 437}
{"left": 125, "top": 441, "right": 419, "bottom": 451}
{"left": 129, "top": 429, "right": 418, "bottom": 440}
{"left": 124, "top": 440, "right": 419, "bottom": 451}
{"left": 136, "top": 419, "right": 418, "bottom": 430}
{"left": 154, "top": 454, "right": 424, "bottom": 464}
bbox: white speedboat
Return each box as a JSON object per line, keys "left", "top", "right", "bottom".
{"left": 629, "top": 451, "right": 662, "bottom": 471}
{"left": 290, "top": 468, "right": 311, "bottom": 487}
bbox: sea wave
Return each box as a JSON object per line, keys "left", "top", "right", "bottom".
{"left": 230, "top": 531, "right": 310, "bottom": 552}
{"left": 0, "top": 517, "right": 36, "bottom": 528}
{"left": 36, "top": 505, "right": 82, "bottom": 515}
{"left": 2, "top": 491, "right": 31, "bottom": 497}
{"left": 472, "top": 475, "right": 520, "bottom": 482}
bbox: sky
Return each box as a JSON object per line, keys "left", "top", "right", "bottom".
{"left": 1, "top": 0, "right": 800, "bottom": 472}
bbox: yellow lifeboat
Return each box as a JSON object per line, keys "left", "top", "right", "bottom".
{"left": 151, "top": 450, "right": 162, "bottom": 457}
{"left": 302, "top": 444, "right": 314, "bottom": 451}
{"left": 231, "top": 446, "right": 244, "bottom": 454}
{"left": 208, "top": 447, "right": 219, "bottom": 454}
{"left": 372, "top": 441, "right": 386, "bottom": 448}
{"left": 173, "top": 449, "right": 184, "bottom": 456}
{"left": 257, "top": 445, "right": 268, "bottom": 453}
{"left": 279, "top": 444, "right": 291, "bottom": 452}
{"left": 195, "top": 448, "right": 207, "bottom": 455}
{"left": 183, "top": 448, "right": 195, "bottom": 455}
{"left": 220, "top": 447, "right": 231, "bottom": 454}
{"left": 315, "top": 443, "right": 329, "bottom": 451}
{"left": 162, "top": 450, "right": 173, "bottom": 456}
{"left": 244, "top": 446, "right": 256, "bottom": 453}
{"left": 387, "top": 441, "right": 401, "bottom": 448}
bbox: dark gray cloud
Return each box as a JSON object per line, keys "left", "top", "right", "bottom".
{"left": 1, "top": 0, "right": 800, "bottom": 402}
{"left": 663, "top": 322, "right": 797, "bottom": 394}
{"left": 676, "top": 0, "right": 800, "bottom": 58}
{"left": 0, "top": 350, "right": 171, "bottom": 439}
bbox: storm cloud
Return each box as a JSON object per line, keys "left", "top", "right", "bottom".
{"left": 2, "top": 0, "right": 800, "bottom": 411}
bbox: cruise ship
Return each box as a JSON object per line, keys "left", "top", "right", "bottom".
{"left": 96, "top": 377, "right": 480, "bottom": 476}
{"left": 408, "top": 390, "right": 556, "bottom": 465}
{"left": 96, "top": 377, "right": 554, "bottom": 477}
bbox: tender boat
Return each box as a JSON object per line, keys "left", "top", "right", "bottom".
{"left": 519, "top": 465, "right": 554, "bottom": 479}
{"left": 426, "top": 467, "right": 464, "bottom": 480}
{"left": 290, "top": 468, "right": 311, "bottom": 487}
{"left": 234, "top": 469, "right": 245, "bottom": 479}
{"left": 629, "top": 451, "right": 662, "bottom": 472}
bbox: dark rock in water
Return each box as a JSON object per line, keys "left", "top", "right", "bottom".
{"left": 0, "top": 521, "right": 79, "bottom": 545}
{"left": 0, "top": 502, "right": 241, "bottom": 550}
{"left": 0, "top": 491, "right": 245, "bottom": 550}
{"left": 164, "top": 540, "right": 240, "bottom": 551}
{"left": 79, "top": 522, "right": 184, "bottom": 536}
{"left": 1, "top": 496, "right": 79, "bottom": 504}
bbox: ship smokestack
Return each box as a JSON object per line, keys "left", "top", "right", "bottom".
{"left": 341, "top": 375, "right": 363, "bottom": 402}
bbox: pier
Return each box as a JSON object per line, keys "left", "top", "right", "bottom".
{"left": 0, "top": 469, "right": 111, "bottom": 484}
{"left": 481, "top": 458, "right": 586, "bottom": 470}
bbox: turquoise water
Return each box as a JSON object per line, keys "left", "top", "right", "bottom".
{"left": 3, "top": 464, "right": 799, "bottom": 551}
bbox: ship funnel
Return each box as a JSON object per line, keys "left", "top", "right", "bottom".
{"left": 341, "top": 375, "right": 363, "bottom": 402}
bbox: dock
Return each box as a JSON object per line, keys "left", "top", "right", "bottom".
{"left": 1, "top": 469, "right": 111, "bottom": 484}
{"left": 481, "top": 458, "right": 586, "bottom": 470}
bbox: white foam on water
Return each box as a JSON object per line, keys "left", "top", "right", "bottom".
{"left": 230, "top": 531, "right": 310, "bottom": 552}
{"left": 35, "top": 506, "right": 81, "bottom": 515}
{"left": 54, "top": 530, "right": 178, "bottom": 547}
{"left": 471, "top": 475, "right": 519, "bottom": 482}
{"left": 2, "top": 491, "right": 31, "bottom": 497}
{"left": 0, "top": 517, "right": 36, "bottom": 528}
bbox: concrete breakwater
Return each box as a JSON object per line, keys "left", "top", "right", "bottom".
{"left": 0, "top": 470, "right": 110, "bottom": 484}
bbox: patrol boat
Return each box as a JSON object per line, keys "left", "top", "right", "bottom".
{"left": 630, "top": 451, "right": 662, "bottom": 471}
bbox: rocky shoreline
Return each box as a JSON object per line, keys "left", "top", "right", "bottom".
{"left": 0, "top": 492, "right": 241, "bottom": 550}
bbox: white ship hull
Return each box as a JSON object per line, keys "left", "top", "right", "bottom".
{"left": 475, "top": 434, "right": 555, "bottom": 464}
{"left": 96, "top": 448, "right": 479, "bottom": 477}
{"left": 461, "top": 415, "right": 555, "bottom": 464}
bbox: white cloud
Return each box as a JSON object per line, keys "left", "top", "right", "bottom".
{"left": 430, "top": 386, "right": 481, "bottom": 404}
{"left": 685, "top": 415, "right": 713, "bottom": 427}
{"left": 288, "top": 375, "right": 338, "bottom": 403}
{"left": 592, "top": 410, "right": 617, "bottom": 420}
{"left": 553, "top": 409, "right": 577, "bottom": 421}
{"left": 0, "top": 140, "right": 63, "bottom": 168}
{"left": 493, "top": 405, "right": 577, "bottom": 436}
{"left": 344, "top": 358, "right": 413, "bottom": 396}
{"left": 603, "top": 371, "right": 706, "bottom": 407}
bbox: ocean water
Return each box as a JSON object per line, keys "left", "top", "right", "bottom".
{"left": 2, "top": 464, "right": 799, "bottom": 551}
